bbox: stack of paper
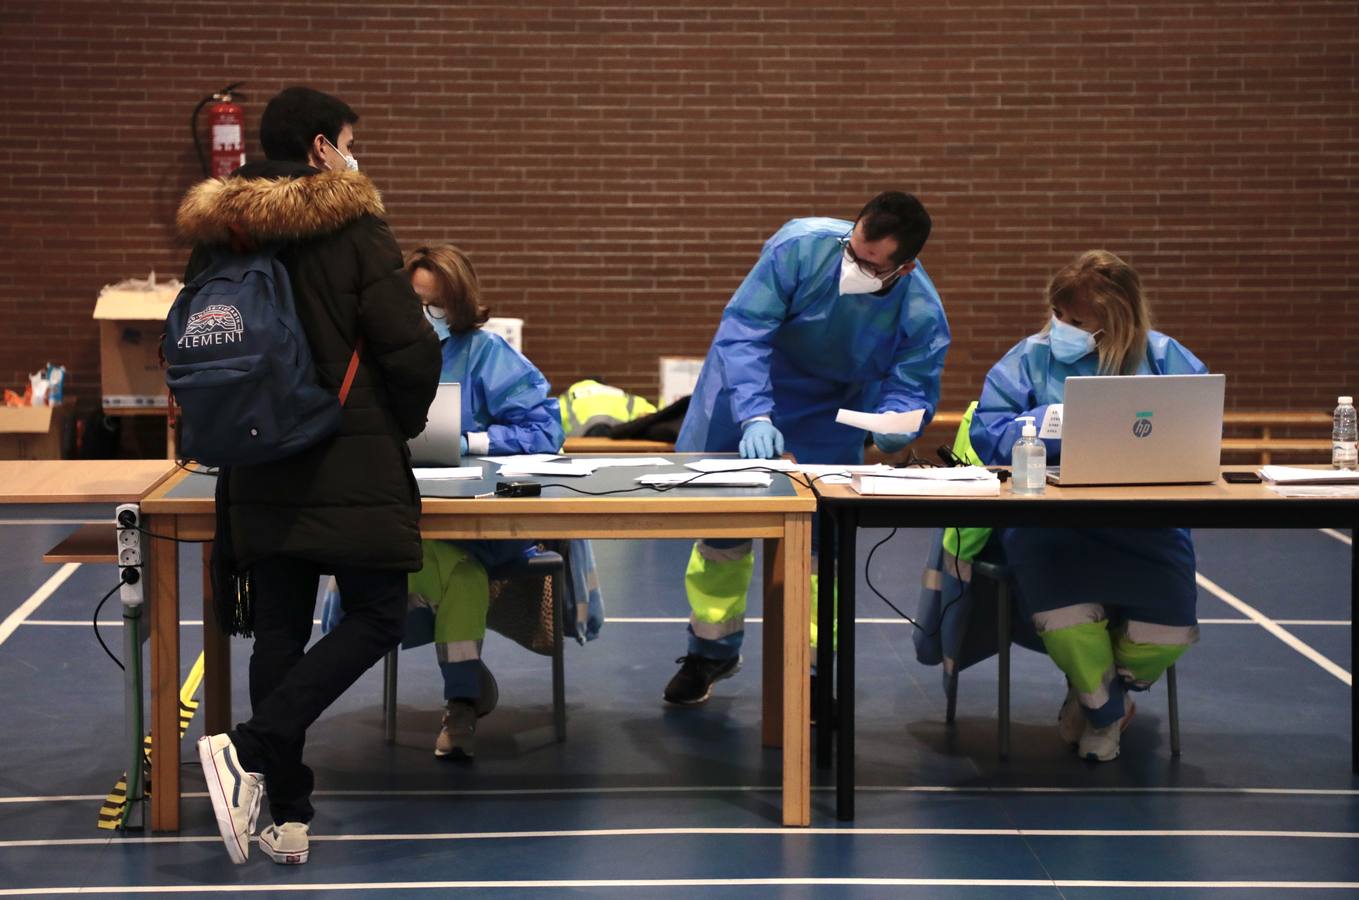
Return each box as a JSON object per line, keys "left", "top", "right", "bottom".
{"left": 852, "top": 466, "right": 1001, "bottom": 497}
{"left": 498, "top": 461, "right": 597, "bottom": 477}
{"left": 638, "top": 471, "right": 773, "bottom": 488}
{"left": 1258, "top": 465, "right": 1359, "bottom": 485}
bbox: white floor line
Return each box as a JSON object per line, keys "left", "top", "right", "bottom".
{"left": 5, "top": 879, "right": 1359, "bottom": 896}
{"left": 0, "top": 563, "right": 79, "bottom": 648}
{"left": 0, "top": 519, "right": 106, "bottom": 526}
{"left": 1195, "top": 573, "right": 1351, "bottom": 686}
{"left": 6, "top": 825, "right": 1359, "bottom": 849}
{"left": 1320, "top": 528, "right": 1352, "bottom": 546}
{"left": 1199, "top": 618, "right": 1351, "bottom": 626}
{"left": 6, "top": 784, "right": 1358, "bottom": 806}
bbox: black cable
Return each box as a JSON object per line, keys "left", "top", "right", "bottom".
{"left": 863, "top": 525, "right": 972, "bottom": 639}
{"left": 136, "top": 526, "right": 209, "bottom": 545}
{"left": 93, "top": 583, "right": 124, "bottom": 671}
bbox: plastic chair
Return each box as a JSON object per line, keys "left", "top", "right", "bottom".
{"left": 947, "top": 559, "right": 1180, "bottom": 760}
{"left": 381, "top": 546, "right": 570, "bottom": 744}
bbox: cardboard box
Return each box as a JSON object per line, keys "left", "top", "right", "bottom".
{"left": 92, "top": 282, "right": 177, "bottom": 410}
{"left": 0, "top": 402, "right": 74, "bottom": 460}
{"left": 659, "top": 356, "right": 704, "bottom": 407}
{"left": 483, "top": 317, "right": 524, "bottom": 352}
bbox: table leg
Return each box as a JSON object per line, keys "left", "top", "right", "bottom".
{"left": 816, "top": 507, "right": 835, "bottom": 769}
{"left": 761, "top": 536, "right": 785, "bottom": 749}
{"left": 780, "top": 512, "right": 812, "bottom": 827}
{"left": 835, "top": 509, "right": 857, "bottom": 821}
{"left": 201, "top": 541, "right": 231, "bottom": 736}
{"left": 147, "top": 513, "right": 181, "bottom": 832}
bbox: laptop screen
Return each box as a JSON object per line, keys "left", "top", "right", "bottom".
{"left": 1052, "top": 374, "right": 1224, "bottom": 486}
{"left": 407, "top": 382, "right": 462, "bottom": 467}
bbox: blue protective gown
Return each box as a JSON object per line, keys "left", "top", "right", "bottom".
{"left": 676, "top": 217, "right": 951, "bottom": 464}
{"left": 441, "top": 329, "right": 563, "bottom": 458}
{"left": 971, "top": 329, "right": 1208, "bottom": 725}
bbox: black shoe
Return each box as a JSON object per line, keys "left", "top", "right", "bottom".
{"left": 663, "top": 654, "right": 742, "bottom": 705}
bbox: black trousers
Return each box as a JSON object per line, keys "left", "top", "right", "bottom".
{"left": 230, "top": 557, "right": 405, "bottom": 825}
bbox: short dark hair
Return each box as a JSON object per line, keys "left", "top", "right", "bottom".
{"left": 259, "top": 87, "right": 359, "bottom": 163}
{"left": 855, "top": 191, "right": 932, "bottom": 263}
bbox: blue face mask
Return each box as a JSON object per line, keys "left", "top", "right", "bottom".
{"left": 1048, "top": 316, "right": 1101, "bottom": 363}
{"left": 424, "top": 307, "right": 451, "bottom": 342}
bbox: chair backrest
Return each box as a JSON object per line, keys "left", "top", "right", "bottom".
{"left": 485, "top": 545, "right": 567, "bottom": 656}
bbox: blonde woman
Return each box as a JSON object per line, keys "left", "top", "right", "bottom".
{"left": 970, "top": 250, "right": 1208, "bottom": 762}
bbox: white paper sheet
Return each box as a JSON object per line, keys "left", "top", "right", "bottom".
{"left": 478, "top": 454, "right": 561, "bottom": 464}
{"left": 872, "top": 465, "right": 997, "bottom": 481}
{"left": 1267, "top": 484, "right": 1359, "bottom": 498}
{"left": 818, "top": 474, "right": 854, "bottom": 485}
{"left": 1040, "top": 404, "right": 1063, "bottom": 439}
{"left": 793, "top": 463, "right": 895, "bottom": 477}
{"left": 638, "top": 471, "right": 773, "bottom": 488}
{"left": 853, "top": 474, "right": 1000, "bottom": 496}
{"left": 412, "top": 466, "right": 484, "bottom": 480}
{"left": 497, "top": 462, "right": 597, "bottom": 477}
{"left": 834, "top": 407, "right": 925, "bottom": 435}
{"left": 568, "top": 457, "right": 673, "bottom": 468}
{"left": 1259, "top": 465, "right": 1359, "bottom": 484}
{"left": 685, "top": 458, "right": 798, "bottom": 473}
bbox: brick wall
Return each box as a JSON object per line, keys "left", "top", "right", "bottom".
{"left": 2, "top": 0, "right": 1356, "bottom": 445}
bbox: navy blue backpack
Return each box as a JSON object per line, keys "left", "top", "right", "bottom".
{"left": 164, "top": 247, "right": 361, "bottom": 466}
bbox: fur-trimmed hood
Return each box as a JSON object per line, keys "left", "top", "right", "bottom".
{"left": 176, "top": 165, "right": 385, "bottom": 245}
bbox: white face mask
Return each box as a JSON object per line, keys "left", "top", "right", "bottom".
{"left": 838, "top": 249, "right": 887, "bottom": 295}
{"left": 324, "top": 136, "right": 359, "bottom": 172}
{"left": 1048, "top": 316, "right": 1103, "bottom": 363}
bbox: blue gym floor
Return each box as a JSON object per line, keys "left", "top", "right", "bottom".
{"left": 0, "top": 505, "right": 1354, "bottom": 897}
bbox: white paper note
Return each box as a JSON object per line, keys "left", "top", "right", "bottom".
{"left": 1040, "top": 404, "right": 1063, "bottom": 439}
{"left": 685, "top": 458, "right": 798, "bottom": 473}
{"left": 793, "top": 463, "right": 896, "bottom": 477}
{"left": 479, "top": 454, "right": 561, "bottom": 464}
{"left": 568, "top": 457, "right": 673, "bottom": 468}
{"left": 413, "top": 466, "right": 484, "bottom": 480}
{"left": 639, "top": 471, "right": 773, "bottom": 488}
{"left": 834, "top": 407, "right": 925, "bottom": 435}
{"left": 497, "top": 462, "right": 597, "bottom": 477}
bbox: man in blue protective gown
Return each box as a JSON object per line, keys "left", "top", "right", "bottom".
{"left": 664, "top": 191, "right": 951, "bottom": 704}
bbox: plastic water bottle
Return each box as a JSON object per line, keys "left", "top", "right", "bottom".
{"left": 1333, "top": 395, "right": 1358, "bottom": 470}
{"left": 1011, "top": 415, "right": 1046, "bottom": 495}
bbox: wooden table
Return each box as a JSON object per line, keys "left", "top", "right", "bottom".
{"left": 813, "top": 466, "right": 1359, "bottom": 820}
{"left": 0, "top": 460, "right": 179, "bottom": 504}
{"left": 138, "top": 456, "right": 816, "bottom": 831}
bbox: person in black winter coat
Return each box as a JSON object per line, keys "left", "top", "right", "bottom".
{"left": 179, "top": 86, "right": 441, "bottom": 866}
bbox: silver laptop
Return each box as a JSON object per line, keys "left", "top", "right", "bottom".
{"left": 1047, "top": 374, "right": 1224, "bottom": 486}
{"left": 407, "top": 382, "right": 462, "bottom": 467}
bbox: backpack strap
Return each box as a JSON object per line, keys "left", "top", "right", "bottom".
{"left": 338, "top": 337, "right": 364, "bottom": 406}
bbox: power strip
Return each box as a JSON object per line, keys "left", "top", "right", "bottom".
{"left": 115, "top": 503, "right": 143, "bottom": 607}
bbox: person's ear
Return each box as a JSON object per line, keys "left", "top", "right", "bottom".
{"left": 901, "top": 261, "right": 917, "bottom": 275}
{"left": 307, "top": 134, "right": 330, "bottom": 170}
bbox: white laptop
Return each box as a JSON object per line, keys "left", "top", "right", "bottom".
{"left": 407, "top": 382, "right": 462, "bottom": 467}
{"left": 1046, "top": 374, "right": 1225, "bottom": 486}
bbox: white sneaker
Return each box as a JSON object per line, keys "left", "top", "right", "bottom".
{"left": 1057, "top": 685, "right": 1083, "bottom": 746}
{"left": 197, "top": 733, "right": 263, "bottom": 864}
{"left": 259, "top": 821, "right": 310, "bottom": 865}
{"left": 1078, "top": 701, "right": 1136, "bottom": 762}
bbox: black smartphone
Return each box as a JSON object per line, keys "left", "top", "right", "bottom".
{"left": 1223, "top": 471, "right": 1262, "bottom": 484}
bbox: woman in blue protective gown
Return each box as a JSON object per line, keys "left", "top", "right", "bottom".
{"left": 664, "top": 192, "right": 952, "bottom": 704}
{"left": 404, "top": 244, "right": 564, "bottom": 759}
{"left": 971, "top": 249, "right": 1207, "bottom": 762}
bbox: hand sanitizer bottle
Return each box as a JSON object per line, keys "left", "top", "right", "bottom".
{"left": 1011, "top": 416, "right": 1046, "bottom": 495}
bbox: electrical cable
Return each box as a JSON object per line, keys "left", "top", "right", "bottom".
{"left": 93, "top": 582, "right": 124, "bottom": 671}
{"left": 863, "top": 525, "right": 973, "bottom": 639}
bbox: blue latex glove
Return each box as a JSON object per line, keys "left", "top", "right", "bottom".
{"left": 459, "top": 435, "right": 469, "bottom": 455}
{"left": 739, "top": 419, "right": 785, "bottom": 459}
{"left": 872, "top": 430, "right": 918, "bottom": 454}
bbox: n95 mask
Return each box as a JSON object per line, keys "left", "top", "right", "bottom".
{"left": 838, "top": 250, "right": 886, "bottom": 295}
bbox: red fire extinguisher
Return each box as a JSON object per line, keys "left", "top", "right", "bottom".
{"left": 192, "top": 83, "right": 246, "bottom": 178}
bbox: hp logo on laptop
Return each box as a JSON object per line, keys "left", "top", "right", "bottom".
{"left": 1132, "top": 411, "right": 1153, "bottom": 438}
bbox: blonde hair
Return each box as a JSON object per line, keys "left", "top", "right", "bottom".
{"left": 403, "top": 244, "right": 490, "bottom": 335}
{"left": 1044, "top": 249, "right": 1151, "bottom": 375}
